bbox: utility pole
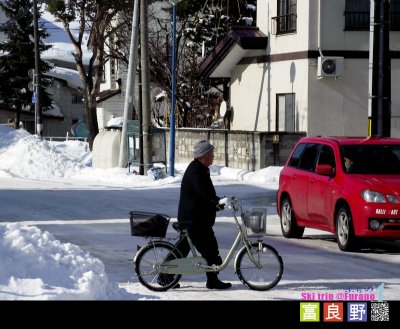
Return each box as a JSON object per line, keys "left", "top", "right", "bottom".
{"left": 32, "top": 0, "right": 43, "bottom": 138}
{"left": 138, "top": 47, "right": 144, "bottom": 175}
{"left": 119, "top": 0, "right": 140, "bottom": 168}
{"left": 368, "top": 0, "right": 391, "bottom": 137}
{"left": 140, "top": 0, "right": 153, "bottom": 173}
{"left": 169, "top": 0, "right": 181, "bottom": 176}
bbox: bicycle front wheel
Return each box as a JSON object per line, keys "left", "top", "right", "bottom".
{"left": 134, "top": 241, "right": 182, "bottom": 292}
{"left": 235, "top": 242, "right": 283, "bottom": 291}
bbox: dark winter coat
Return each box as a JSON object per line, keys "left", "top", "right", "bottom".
{"left": 177, "top": 159, "right": 220, "bottom": 228}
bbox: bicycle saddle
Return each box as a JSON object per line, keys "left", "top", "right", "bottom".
{"left": 172, "top": 222, "right": 190, "bottom": 232}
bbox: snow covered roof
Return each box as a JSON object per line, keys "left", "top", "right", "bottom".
{"left": 47, "top": 66, "right": 83, "bottom": 90}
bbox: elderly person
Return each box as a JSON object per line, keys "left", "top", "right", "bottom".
{"left": 173, "top": 139, "right": 231, "bottom": 289}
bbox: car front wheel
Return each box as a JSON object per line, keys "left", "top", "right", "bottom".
{"left": 336, "top": 206, "right": 358, "bottom": 251}
{"left": 280, "top": 196, "right": 304, "bottom": 238}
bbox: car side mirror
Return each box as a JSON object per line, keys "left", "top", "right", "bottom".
{"left": 316, "top": 164, "right": 335, "bottom": 176}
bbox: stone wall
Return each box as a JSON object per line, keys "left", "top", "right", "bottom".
{"left": 162, "top": 128, "right": 305, "bottom": 170}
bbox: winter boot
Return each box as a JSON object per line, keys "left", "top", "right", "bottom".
{"left": 206, "top": 272, "right": 232, "bottom": 290}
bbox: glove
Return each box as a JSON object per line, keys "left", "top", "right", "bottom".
{"left": 216, "top": 203, "right": 225, "bottom": 211}
{"left": 219, "top": 197, "right": 228, "bottom": 205}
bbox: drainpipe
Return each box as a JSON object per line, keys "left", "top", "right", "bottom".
{"left": 318, "top": 0, "right": 324, "bottom": 57}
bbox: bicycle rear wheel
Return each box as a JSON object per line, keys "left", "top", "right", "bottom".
{"left": 134, "top": 240, "right": 182, "bottom": 292}
{"left": 235, "top": 242, "right": 283, "bottom": 291}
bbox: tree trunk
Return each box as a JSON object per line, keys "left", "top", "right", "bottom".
{"left": 83, "top": 93, "right": 99, "bottom": 150}
{"left": 15, "top": 109, "right": 21, "bottom": 130}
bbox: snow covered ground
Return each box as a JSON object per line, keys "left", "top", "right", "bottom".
{"left": 0, "top": 125, "right": 285, "bottom": 299}
{"left": 1, "top": 125, "right": 400, "bottom": 302}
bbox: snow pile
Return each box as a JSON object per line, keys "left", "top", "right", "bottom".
{"left": 0, "top": 126, "right": 85, "bottom": 179}
{"left": 0, "top": 223, "right": 121, "bottom": 300}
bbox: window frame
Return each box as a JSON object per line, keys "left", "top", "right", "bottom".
{"left": 272, "top": 0, "right": 297, "bottom": 35}
{"left": 276, "top": 93, "right": 295, "bottom": 132}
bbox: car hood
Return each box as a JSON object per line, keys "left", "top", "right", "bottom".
{"left": 351, "top": 175, "right": 400, "bottom": 195}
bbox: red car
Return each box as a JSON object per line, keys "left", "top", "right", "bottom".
{"left": 277, "top": 136, "right": 400, "bottom": 251}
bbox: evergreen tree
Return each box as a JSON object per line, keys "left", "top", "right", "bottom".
{"left": 0, "top": 0, "right": 52, "bottom": 129}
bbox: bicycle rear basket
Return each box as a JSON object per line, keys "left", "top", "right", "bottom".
{"left": 129, "top": 211, "right": 170, "bottom": 237}
{"left": 242, "top": 208, "right": 267, "bottom": 236}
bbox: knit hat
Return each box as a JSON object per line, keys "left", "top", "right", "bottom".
{"left": 193, "top": 139, "right": 214, "bottom": 159}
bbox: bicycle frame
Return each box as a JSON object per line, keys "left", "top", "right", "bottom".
{"left": 158, "top": 202, "right": 263, "bottom": 275}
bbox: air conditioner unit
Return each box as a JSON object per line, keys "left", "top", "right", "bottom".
{"left": 317, "top": 56, "right": 344, "bottom": 78}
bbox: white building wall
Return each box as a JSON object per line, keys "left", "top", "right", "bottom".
{"left": 97, "top": 93, "right": 125, "bottom": 129}
{"left": 277, "top": 59, "right": 310, "bottom": 132}
{"left": 258, "top": 0, "right": 311, "bottom": 53}
{"left": 245, "top": 0, "right": 400, "bottom": 137}
{"left": 97, "top": 62, "right": 126, "bottom": 130}
{"left": 230, "top": 62, "right": 269, "bottom": 131}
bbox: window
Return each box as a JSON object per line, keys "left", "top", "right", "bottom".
{"left": 72, "top": 93, "right": 83, "bottom": 104}
{"left": 288, "top": 143, "right": 306, "bottom": 168}
{"left": 345, "top": 0, "right": 400, "bottom": 30}
{"left": 272, "top": 0, "right": 297, "bottom": 34}
{"left": 391, "top": 0, "right": 400, "bottom": 30}
{"left": 276, "top": 93, "right": 295, "bottom": 132}
{"left": 341, "top": 145, "right": 400, "bottom": 174}
{"left": 298, "top": 143, "right": 320, "bottom": 172}
{"left": 317, "top": 145, "right": 335, "bottom": 167}
{"left": 344, "top": 0, "right": 369, "bottom": 30}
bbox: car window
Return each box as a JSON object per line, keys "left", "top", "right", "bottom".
{"left": 298, "top": 143, "right": 320, "bottom": 172}
{"left": 341, "top": 145, "right": 400, "bottom": 174}
{"left": 317, "top": 145, "right": 335, "bottom": 167}
{"left": 288, "top": 143, "right": 306, "bottom": 168}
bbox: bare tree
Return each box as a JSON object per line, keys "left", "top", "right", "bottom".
{"left": 46, "top": 0, "right": 133, "bottom": 148}
{"left": 143, "top": 0, "right": 256, "bottom": 128}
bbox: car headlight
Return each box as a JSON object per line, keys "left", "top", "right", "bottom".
{"left": 361, "top": 190, "right": 386, "bottom": 203}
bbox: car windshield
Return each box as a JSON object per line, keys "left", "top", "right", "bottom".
{"left": 341, "top": 145, "right": 400, "bottom": 174}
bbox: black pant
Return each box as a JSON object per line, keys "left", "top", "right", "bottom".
{"left": 175, "top": 224, "right": 222, "bottom": 267}
{"left": 159, "top": 224, "right": 222, "bottom": 285}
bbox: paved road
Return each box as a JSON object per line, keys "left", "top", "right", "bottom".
{"left": 1, "top": 177, "right": 399, "bottom": 300}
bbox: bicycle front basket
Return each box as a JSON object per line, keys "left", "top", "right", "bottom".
{"left": 242, "top": 208, "right": 267, "bottom": 236}
{"left": 129, "top": 211, "right": 170, "bottom": 237}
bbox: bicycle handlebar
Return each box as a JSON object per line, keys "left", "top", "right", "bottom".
{"left": 226, "top": 195, "right": 241, "bottom": 212}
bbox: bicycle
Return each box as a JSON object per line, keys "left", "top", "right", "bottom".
{"left": 131, "top": 195, "right": 284, "bottom": 291}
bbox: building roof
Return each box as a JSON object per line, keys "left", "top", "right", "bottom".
{"left": 96, "top": 89, "right": 122, "bottom": 103}
{"left": 199, "top": 26, "right": 268, "bottom": 78}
